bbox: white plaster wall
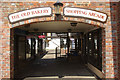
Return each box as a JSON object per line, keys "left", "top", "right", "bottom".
{"left": 46, "top": 38, "right": 60, "bottom": 50}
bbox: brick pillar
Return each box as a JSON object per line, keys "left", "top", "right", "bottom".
{"left": 1, "top": 28, "right": 11, "bottom": 79}
{"left": 0, "top": 34, "right": 2, "bottom": 79}
{"left": 110, "top": 2, "right": 119, "bottom": 79}
{"left": 10, "top": 28, "right": 14, "bottom": 79}
{"left": 103, "top": 21, "right": 116, "bottom": 79}
{"left": 0, "top": 2, "right": 11, "bottom": 79}
{"left": 0, "top": 2, "right": 3, "bottom": 79}
{"left": 117, "top": 1, "right": 120, "bottom": 80}
{"left": 0, "top": 3, "right": 2, "bottom": 79}
{"left": 102, "top": 28, "right": 105, "bottom": 78}
{"left": 102, "top": 2, "right": 119, "bottom": 79}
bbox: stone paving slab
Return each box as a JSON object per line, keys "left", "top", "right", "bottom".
{"left": 17, "top": 53, "right": 97, "bottom": 80}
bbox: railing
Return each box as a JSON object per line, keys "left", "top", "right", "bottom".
{"left": 55, "top": 47, "right": 61, "bottom": 59}
{"left": 51, "top": 40, "right": 59, "bottom": 47}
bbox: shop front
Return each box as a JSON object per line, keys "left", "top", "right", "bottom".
{"left": 0, "top": 0, "right": 120, "bottom": 80}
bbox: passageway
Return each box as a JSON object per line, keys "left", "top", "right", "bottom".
{"left": 16, "top": 51, "right": 97, "bottom": 80}
{"left": 13, "top": 21, "right": 102, "bottom": 80}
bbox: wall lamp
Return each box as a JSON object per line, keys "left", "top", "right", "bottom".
{"left": 54, "top": 1, "right": 63, "bottom": 15}
{"left": 54, "top": 1, "right": 63, "bottom": 20}
{"left": 70, "top": 23, "right": 77, "bottom": 27}
{"left": 68, "top": 29, "right": 72, "bottom": 33}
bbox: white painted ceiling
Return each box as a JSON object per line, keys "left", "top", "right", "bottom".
{"left": 19, "top": 21, "right": 99, "bottom": 33}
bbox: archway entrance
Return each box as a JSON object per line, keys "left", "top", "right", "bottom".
{"left": 11, "top": 21, "right": 102, "bottom": 80}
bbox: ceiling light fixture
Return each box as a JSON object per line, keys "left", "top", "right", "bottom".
{"left": 70, "top": 23, "right": 77, "bottom": 27}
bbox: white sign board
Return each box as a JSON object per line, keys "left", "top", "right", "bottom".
{"left": 8, "top": 7, "right": 52, "bottom": 23}
{"left": 63, "top": 7, "right": 107, "bottom": 22}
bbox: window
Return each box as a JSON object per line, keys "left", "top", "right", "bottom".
{"left": 26, "top": 39, "right": 31, "bottom": 59}
{"left": 85, "top": 29, "right": 102, "bottom": 71}
{"left": 94, "top": 39, "right": 97, "bottom": 49}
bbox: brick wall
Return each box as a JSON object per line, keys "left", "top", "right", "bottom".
{"left": 0, "top": 1, "right": 119, "bottom": 79}
{"left": 0, "top": 2, "right": 2, "bottom": 80}
{"left": 105, "top": 2, "right": 119, "bottom": 78}
{"left": 117, "top": 1, "right": 120, "bottom": 79}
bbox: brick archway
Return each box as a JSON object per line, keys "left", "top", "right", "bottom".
{"left": 0, "top": 1, "right": 119, "bottom": 80}
{"left": 10, "top": 20, "right": 104, "bottom": 79}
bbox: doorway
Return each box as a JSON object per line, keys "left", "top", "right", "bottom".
{"left": 12, "top": 21, "right": 102, "bottom": 80}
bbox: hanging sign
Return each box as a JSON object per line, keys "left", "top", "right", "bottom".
{"left": 63, "top": 7, "right": 107, "bottom": 22}
{"left": 8, "top": 7, "right": 52, "bottom": 23}
{"left": 38, "top": 35, "right": 45, "bottom": 38}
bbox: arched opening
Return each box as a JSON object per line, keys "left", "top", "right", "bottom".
{"left": 10, "top": 21, "right": 103, "bottom": 80}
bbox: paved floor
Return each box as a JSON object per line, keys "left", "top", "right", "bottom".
{"left": 17, "top": 52, "right": 97, "bottom": 80}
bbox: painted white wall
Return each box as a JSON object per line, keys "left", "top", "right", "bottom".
{"left": 46, "top": 38, "right": 60, "bottom": 50}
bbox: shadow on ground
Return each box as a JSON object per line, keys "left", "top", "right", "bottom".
{"left": 15, "top": 53, "right": 97, "bottom": 80}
